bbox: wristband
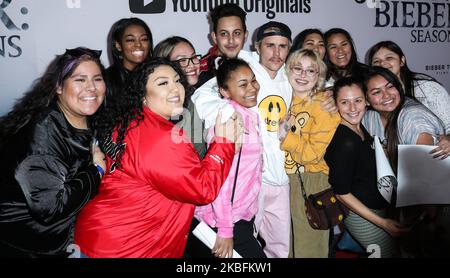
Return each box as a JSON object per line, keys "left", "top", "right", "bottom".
{"left": 95, "top": 164, "right": 105, "bottom": 178}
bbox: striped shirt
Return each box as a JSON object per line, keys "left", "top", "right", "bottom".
{"left": 363, "top": 97, "right": 444, "bottom": 144}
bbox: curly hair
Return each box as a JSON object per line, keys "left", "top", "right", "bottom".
{"left": 0, "top": 47, "right": 105, "bottom": 141}
{"left": 94, "top": 58, "right": 187, "bottom": 168}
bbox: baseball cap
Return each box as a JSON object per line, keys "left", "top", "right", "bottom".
{"left": 256, "top": 21, "right": 292, "bottom": 42}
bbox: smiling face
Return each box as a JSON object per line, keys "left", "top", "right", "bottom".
{"left": 302, "top": 33, "right": 326, "bottom": 60}
{"left": 57, "top": 60, "right": 106, "bottom": 128}
{"left": 116, "top": 24, "right": 151, "bottom": 71}
{"left": 144, "top": 65, "right": 185, "bottom": 119}
{"left": 287, "top": 56, "right": 319, "bottom": 97}
{"left": 169, "top": 42, "right": 200, "bottom": 87}
{"left": 219, "top": 65, "right": 259, "bottom": 108}
{"left": 336, "top": 84, "right": 367, "bottom": 128}
{"left": 212, "top": 16, "right": 248, "bottom": 59}
{"left": 326, "top": 33, "right": 352, "bottom": 68}
{"left": 365, "top": 74, "right": 401, "bottom": 115}
{"left": 371, "top": 47, "right": 405, "bottom": 79}
{"left": 257, "top": 35, "right": 290, "bottom": 79}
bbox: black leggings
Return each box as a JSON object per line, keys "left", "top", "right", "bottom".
{"left": 185, "top": 218, "right": 266, "bottom": 258}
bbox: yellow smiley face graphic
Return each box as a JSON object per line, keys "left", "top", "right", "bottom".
{"left": 284, "top": 151, "right": 299, "bottom": 174}
{"left": 258, "top": 95, "right": 287, "bottom": 132}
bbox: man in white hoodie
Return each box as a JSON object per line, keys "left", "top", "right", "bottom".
{"left": 192, "top": 21, "right": 293, "bottom": 258}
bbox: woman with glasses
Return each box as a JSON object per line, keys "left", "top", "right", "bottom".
{"left": 154, "top": 36, "right": 206, "bottom": 158}
{"left": 154, "top": 36, "right": 201, "bottom": 91}
{"left": 0, "top": 47, "right": 106, "bottom": 257}
{"left": 289, "top": 29, "right": 336, "bottom": 112}
{"left": 105, "top": 18, "right": 153, "bottom": 104}
{"left": 280, "top": 48, "right": 340, "bottom": 257}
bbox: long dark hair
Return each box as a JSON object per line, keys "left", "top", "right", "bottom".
{"left": 94, "top": 58, "right": 187, "bottom": 167}
{"left": 363, "top": 66, "right": 406, "bottom": 171}
{"left": 0, "top": 47, "right": 105, "bottom": 140}
{"left": 367, "top": 40, "right": 435, "bottom": 99}
{"left": 290, "top": 28, "right": 324, "bottom": 58}
{"left": 324, "top": 28, "right": 361, "bottom": 80}
{"left": 108, "top": 17, "right": 153, "bottom": 66}
{"left": 106, "top": 18, "right": 153, "bottom": 105}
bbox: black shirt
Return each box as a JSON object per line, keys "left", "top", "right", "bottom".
{"left": 0, "top": 104, "right": 100, "bottom": 257}
{"left": 324, "top": 124, "right": 388, "bottom": 209}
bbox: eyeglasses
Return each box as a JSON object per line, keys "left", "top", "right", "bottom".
{"left": 65, "top": 48, "right": 102, "bottom": 59}
{"left": 291, "top": 67, "right": 318, "bottom": 77}
{"left": 174, "top": 55, "right": 201, "bottom": 67}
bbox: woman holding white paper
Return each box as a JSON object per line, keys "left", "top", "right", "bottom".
{"left": 325, "top": 77, "right": 409, "bottom": 258}
{"left": 362, "top": 66, "right": 449, "bottom": 257}
{"left": 362, "top": 67, "right": 444, "bottom": 177}
{"left": 367, "top": 41, "right": 450, "bottom": 160}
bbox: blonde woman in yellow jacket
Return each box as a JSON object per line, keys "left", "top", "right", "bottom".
{"left": 280, "top": 48, "right": 340, "bottom": 258}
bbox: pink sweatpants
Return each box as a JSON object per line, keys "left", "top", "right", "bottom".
{"left": 254, "top": 182, "right": 291, "bottom": 258}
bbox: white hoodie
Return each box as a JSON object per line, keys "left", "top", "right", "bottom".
{"left": 191, "top": 50, "right": 292, "bottom": 187}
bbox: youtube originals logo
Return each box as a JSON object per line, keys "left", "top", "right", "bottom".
{"left": 129, "top": 0, "right": 166, "bottom": 14}
{"left": 129, "top": 0, "right": 312, "bottom": 19}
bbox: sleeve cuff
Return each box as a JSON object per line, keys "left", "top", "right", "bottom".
{"left": 217, "top": 226, "right": 233, "bottom": 238}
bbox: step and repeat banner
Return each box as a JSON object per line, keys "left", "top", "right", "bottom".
{"left": 1, "top": 0, "right": 449, "bottom": 115}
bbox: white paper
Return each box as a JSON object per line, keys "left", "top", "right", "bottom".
{"left": 397, "top": 145, "right": 450, "bottom": 207}
{"left": 374, "top": 136, "right": 397, "bottom": 203}
{"left": 192, "top": 221, "right": 242, "bottom": 258}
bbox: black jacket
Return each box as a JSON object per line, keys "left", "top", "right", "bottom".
{"left": 0, "top": 104, "right": 100, "bottom": 257}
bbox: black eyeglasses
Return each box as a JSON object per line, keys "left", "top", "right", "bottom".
{"left": 174, "top": 55, "right": 201, "bottom": 67}
{"left": 65, "top": 48, "right": 102, "bottom": 59}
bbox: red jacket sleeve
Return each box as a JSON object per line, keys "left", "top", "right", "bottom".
{"left": 144, "top": 135, "right": 235, "bottom": 206}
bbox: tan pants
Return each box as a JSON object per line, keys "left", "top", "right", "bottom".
{"left": 289, "top": 172, "right": 330, "bottom": 258}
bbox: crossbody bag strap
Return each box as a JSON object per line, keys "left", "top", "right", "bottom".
{"left": 298, "top": 173, "right": 308, "bottom": 201}
{"left": 230, "top": 146, "right": 242, "bottom": 204}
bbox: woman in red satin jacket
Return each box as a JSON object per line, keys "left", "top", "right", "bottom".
{"left": 74, "top": 58, "right": 242, "bottom": 258}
